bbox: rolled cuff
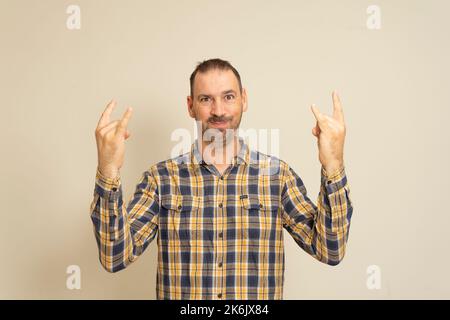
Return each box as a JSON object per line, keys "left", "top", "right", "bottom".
{"left": 321, "top": 165, "right": 347, "bottom": 194}
{"left": 95, "top": 167, "right": 121, "bottom": 198}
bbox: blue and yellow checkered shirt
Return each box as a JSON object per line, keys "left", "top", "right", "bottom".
{"left": 90, "top": 138, "right": 353, "bottom": 299}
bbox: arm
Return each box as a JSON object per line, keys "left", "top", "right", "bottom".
{"left": 89, "top": 166, "right": 159, "bottom": 273}
{"left": 281, "top": 164, "right": 353, "bottom": 265}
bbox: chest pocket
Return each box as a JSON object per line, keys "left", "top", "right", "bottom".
{"left": 240, "top": 194, "right": 280, "bottom": 240}
{"left": 160, "top": 194, "right": 201, "bottom": 243}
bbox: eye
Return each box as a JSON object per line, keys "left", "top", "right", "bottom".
{"left": 200, "top": 97, "right": 210, "bottom": 102}
{"left": 225, "top": 94, "right": 235, "bottom": 101}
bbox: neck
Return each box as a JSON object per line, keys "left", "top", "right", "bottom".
{"left": 199, "top": 132, "right": 241, "bottom": 166}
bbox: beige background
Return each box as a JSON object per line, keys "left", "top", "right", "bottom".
{"left": 1, "top": 0, "right": 449, "bottom": 299}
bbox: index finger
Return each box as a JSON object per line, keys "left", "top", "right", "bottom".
{"left": 311, "top": 104, "right": 324, "bottom": 123}
{"left": 97, "top": 99, "right": 116, "bottom": 129}
{"left": 332, "top": 90, "right": 344, "bottom": 122}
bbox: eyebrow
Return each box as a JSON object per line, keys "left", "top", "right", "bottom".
{"left": 197, "top": 90, "right": 237, "bottom": 99}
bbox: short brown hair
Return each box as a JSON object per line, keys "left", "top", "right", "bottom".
{"left": 189, "top": 58, "right": 242, "bottom": 98}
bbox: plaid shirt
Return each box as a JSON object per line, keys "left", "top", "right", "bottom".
{"left": 90, "top": 137, "right": 353, "bottom": 300}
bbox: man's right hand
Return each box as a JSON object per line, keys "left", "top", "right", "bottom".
{"left": 95, "top": 100, "right": 133, "bottom": 179}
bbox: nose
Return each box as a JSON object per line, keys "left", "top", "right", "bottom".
{"left": 211, "top": 99, "right": 225, "bottom": 117}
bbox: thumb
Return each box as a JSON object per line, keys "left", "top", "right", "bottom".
{"left": 312, "top": 121, "right": 320, "bottom": 137}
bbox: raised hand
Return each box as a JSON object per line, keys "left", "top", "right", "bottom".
{"left": 310, "top": 91, "right": 346, "bottom": 175}
{"left": 95, "top": 100, "right": 133, "bottom": 179}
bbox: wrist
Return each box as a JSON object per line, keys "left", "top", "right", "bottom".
{"left": 323, "top": 161, "right": 344, "bottom": 176}
{"left": 97, "top": 166, "right": 120, "bottom": 180}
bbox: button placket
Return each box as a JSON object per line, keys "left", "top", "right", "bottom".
{"left": 215, "top": 175, "right": 225, "bottom": 299}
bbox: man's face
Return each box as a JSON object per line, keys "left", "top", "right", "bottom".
{"left": 187, "top": 69, "right": 248, "bottom": 138}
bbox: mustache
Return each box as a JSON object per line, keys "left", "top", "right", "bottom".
{"left": 208, "top": 116, "right": 232, "bottom": 123}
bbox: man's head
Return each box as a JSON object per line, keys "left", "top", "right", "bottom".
{"left": 187, "top": 58, "right": 248, "bottom": 137}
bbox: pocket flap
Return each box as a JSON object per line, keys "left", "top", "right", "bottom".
{"left": 161, "top": 194, "right": 201, "bottom": 212}
{"left": 239, "top": 194, "right": 279, "bottom": 211}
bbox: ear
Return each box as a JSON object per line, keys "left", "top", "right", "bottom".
{"left": 242, "top": 87, "right": 248, "bottom": 112}
{"left": 187, "top": 95, "right": 195, "bottom": 119}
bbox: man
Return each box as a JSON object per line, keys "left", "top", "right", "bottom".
{"left": 90, "top": 58, "right": 353, "bottom": 300}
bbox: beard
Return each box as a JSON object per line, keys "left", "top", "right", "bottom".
{"left": 197, "top": 105, "right": 244, "bottom": 145}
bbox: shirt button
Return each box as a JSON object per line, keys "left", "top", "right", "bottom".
{"left": 178, "top": 205, "right": 182, "bottom": 210}
{"left": 219, "top": 232, "right": 223, "bottom": 238}
{"left": 259, "top": 203, "right": 263, "bottom": 209}
{"left": 219, "top": 203, "right": 223, "bottom": 208}
{"left": 217, "top": 293, "right": 222, "bottom": 298}
{"left": 220, "top": 176, "right": 224, "bottom": 180}
{"left": 327, "top": 180, "right": 332, "bottom": 184}
{"left": 112, "top": 187, "right": 117, "bottom": 192}
{"left": 218, "top": 262, "right": 222, "bottom": 267}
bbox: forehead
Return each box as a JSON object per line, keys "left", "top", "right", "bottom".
{"left": 193, "top": 69, "right": 239, "bottom": 96}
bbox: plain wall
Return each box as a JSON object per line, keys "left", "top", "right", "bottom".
{"left": 1, "top": 0, "right": 449, "bottom": 299}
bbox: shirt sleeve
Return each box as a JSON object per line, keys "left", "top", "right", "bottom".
{"left": 89, "top": 166, "right": 160, "bottom": 273}
{"left": 281, "top": 163, "right": 353, "bottom": 266}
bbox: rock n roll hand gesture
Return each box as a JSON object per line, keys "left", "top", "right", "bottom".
{"left": 310, "top": 91, "right": 346, "bottom": 176}
{"left": 95, "top": 100, "right": 133, "bottom": 179}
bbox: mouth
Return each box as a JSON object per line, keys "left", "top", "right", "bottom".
{"left": 208, "top": 120, "right": 229, "bottom": 129}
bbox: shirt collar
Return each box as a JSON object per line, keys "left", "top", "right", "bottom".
{"left": 190, "top": 136, "right": 249, "bottom": 166}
